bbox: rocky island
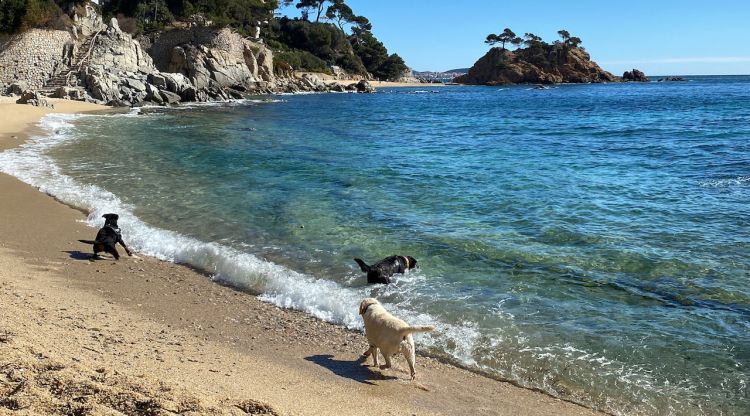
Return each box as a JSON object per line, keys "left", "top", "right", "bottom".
{"left": 455, "top": 28, "right": 620, "bottom": 85}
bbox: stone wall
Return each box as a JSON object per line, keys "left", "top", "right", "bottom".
{"left": 0, "top": 29, "right": 73, "bottom": 89}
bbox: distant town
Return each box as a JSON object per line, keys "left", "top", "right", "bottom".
{"left": 413, "top": 68, "right": 469, "bottom": 83}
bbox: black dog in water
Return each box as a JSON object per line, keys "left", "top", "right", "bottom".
{"left": 354, "top": 255, "right": 417, "bottom": 284}
{"left": 80, "top": 213, "right": 133, "bottom": 260}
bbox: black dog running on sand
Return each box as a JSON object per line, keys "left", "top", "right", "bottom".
{"left": 354, "top": 255, "right": 417, "bottom": 284}
{"left": 80, "top": 213, "right": 133, "bottom": 260}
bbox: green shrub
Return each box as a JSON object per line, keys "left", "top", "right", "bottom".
{"left": 265, "top": 17, "right": 368, "bottom": 76}
{"left": 0, "top": 0, "right": 72, "bottom": 33}
{"left": 274, "top": 49, "right": 330, "bottom": 73}
{"left": 335, "top": 52, "right": 366, "bottom": 76}
{"left": 372, "top": 53, "right": 407, "bottom": 81}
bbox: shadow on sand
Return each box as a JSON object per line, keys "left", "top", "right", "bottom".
{"left": 64, "top": 250, "right": 96, "bottom": 261}
{"left": 304, "top": 354, "right": 397, "bottom": 385}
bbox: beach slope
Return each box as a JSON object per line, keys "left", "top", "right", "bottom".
{"left": 0, "top": 100, "right": 602, "bottom": 416}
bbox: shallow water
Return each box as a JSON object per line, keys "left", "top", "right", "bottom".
{"left": 2, "top": 77, "right": 749, "bottom": 415}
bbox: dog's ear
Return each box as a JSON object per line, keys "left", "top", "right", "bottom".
{"left": 408, "top": 256, "right": 417, "bottom": 269}
{"left": 359, "top": 298, "right": 376, "bottom": 315}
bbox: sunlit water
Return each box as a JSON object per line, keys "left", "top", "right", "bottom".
{"left": 2, "top": 77, "right": 749, "bottom": 415}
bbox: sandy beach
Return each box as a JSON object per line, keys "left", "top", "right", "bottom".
{"left": 0, "top": 98, "right": 603, "bottom": 415}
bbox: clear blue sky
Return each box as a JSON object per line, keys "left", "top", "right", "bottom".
{"left": 280, "top": 0, "right": 750, "bottom": 75}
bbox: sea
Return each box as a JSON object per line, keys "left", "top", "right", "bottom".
{"left": 1, "top": 76, "right": 748, "bottom": 415}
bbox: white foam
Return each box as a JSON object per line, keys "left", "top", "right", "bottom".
{"left": 699, "top": 176, "right": 750, "bottom": 188}
{"left": 160, "top": 98, "right": 286, "bottom": 110}
{"left": 0, "top": 113, "right": 450, "bottom": 334}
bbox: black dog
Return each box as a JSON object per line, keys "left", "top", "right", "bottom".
{"left": 354, "top": 255, "right": 417, "bottom": 284}
{"left": 87, "top": 213, "right": 132, "bottom": 260}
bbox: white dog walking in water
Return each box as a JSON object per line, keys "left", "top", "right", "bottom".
{"left": 358, "top": 298, "right": 434, "bottom": 380}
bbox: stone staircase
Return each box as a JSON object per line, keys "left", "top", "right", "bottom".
{"left": 39, "top": 31, "right": 100, "bottom": 94}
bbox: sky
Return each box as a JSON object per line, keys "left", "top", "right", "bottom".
{"left": 280, "top": 0, "right": 750, "bottom": 75}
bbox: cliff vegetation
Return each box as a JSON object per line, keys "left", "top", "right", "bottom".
{"left": 0, "top": 0, "right": 407, "bottom": 81}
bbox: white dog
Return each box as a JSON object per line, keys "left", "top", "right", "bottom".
{"left": 358, "top": 298, "right": 434, "bottom": 380}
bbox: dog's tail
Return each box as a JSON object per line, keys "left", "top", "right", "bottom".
{"left": 354, "top": 258, "right": 370, "bottom": 272}
{"left": 400, "top": 325, "right": 435, "bottom": 336}
{"left": 78, "top": 239, "right": 96, "bottom": 244}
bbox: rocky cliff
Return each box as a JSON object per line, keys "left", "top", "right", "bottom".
{"left": 76, "top": 18, "right": 272, "bottom": 105}
{"left": 455, "top": 46, "right": 617, "bottom": 85}
{"left": 147, "top": 27, "right": 274, "bottom": 91}
{"left": 0, "top": 6, "right": 373, "bottom": 107}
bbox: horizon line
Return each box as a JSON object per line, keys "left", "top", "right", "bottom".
{"left": 600, "top": 57, "right": 750, "bottom": 65}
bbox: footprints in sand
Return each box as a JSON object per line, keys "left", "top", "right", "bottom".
{"left": 0, "top": 347, "right": 281, "bottom": 415}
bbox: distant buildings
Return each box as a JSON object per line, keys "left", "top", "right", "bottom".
{"left": 413, "top": 69, "right": 469, "bottom": 83}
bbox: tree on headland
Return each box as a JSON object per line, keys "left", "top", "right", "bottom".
{"left": 484, "top": 27, "right": 521, "bottom": 51}
{"left": 377, "top": 52, "right": 408, "bottom": 81}
{"left": 558, "top": 29, "right": 582, "bottom": 48}
{"left": 296, "top": 0, "right": 328, "bottom": 23}
{"left": 349, "top": 26, "right": 406, "bottom": 80}
{"left": 325, "top": 0, "right": 352, "bottom": 30}
{"left": 134, "top": 0, "right": 173, "bottom": 32}
{"left": 523, "top": 32, "right": 544, "bottom": 47}
{"left": 566, "top": 36, "right": 582, "bottom": 48}
{"left": 325, "top": 0, "right": 369, "bottom": 32}
{"left": 350, "top": 14, "right": 371, "bottom": 31}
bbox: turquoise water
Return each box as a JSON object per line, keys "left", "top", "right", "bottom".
{"left": 2, "top": 77, "right": 749, "bottom": 415}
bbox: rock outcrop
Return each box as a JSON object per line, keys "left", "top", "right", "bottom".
{"left": 657, "top": 76, "right": 686, "bottom": 82}
{"left": 148, "top": 27, "right": 274, "bottom": 92}
{"left": 1, "top": 7, "right": 376, "bottom": 106}
{"left": 73, "top": 18, "right": 373, "bottom": 105}
{"left": 395, "top": 67, "right": 421, "bottom": 84}
{"left": 15, "top": 90, "right": 54, "bottom": 108}
{"left": 88, "top": 18, "right": 155, "bottom": 73}
{"left": 454, "top": 47, "right": 617, "bottom": 85}
{"left": 622, "top": 69, "right": 649, "bottom": 82}
{"left": 77, "top": 19, "right": 274, "bottom": 106}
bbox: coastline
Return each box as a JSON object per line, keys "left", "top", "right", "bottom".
{"left": 0, "top": 100, "right": 603, "bottom": 415}
{"left": 293, "top": 72, "right": 446, "bottom": 88}
{"left": 337, "top": 80, "right": 447, "bottom": 88}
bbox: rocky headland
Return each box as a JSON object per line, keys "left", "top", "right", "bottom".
{"left": 0, "top": 5, "right": 374, "bottom": 108}
{"left": 455, "top": 45, "right": 617, "bottom": 85}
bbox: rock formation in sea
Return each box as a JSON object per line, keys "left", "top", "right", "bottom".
{"left": 657, "top": 76, "right": 686, "bottom": 82}
{"left": 0, "top": 4, "right": 374, "bottom": 107}
{"left": 622, "top": 69, "right": 650, "bottom": 82}
{"left": 454, "top": 45, "right": 617, "bottom": 85}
